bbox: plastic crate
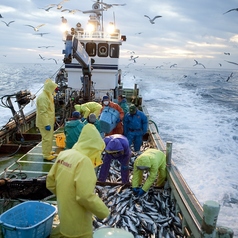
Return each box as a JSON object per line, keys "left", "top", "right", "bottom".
{"left": 0, "top": 201, "right": 56, "bottom": 238}
{"left": 54, "top": 133, "right": 65, "bottom": 148}
{"left": 99, "top": 107, "right": 120, "bottom": 133}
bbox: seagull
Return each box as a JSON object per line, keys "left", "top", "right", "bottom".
{"left": 95, "top": 1, "right": 126, "bottom": 10}
{"left": 129, "top": 55, "right": 139, "bottom": 63}
{"left": 48, "top": 58, "right": 58, "bottom": 64}
{"left": 0, "top": 14, "right": 3, "bottom": 18}
{"left": 144, "top": 15, "right": 162, "bottom": 24}
{"left": 223, "top": 8, "right": 238, "bottom": 14}
{"left": 226, "top": 72, "right": 233, "bottom": 82}
{"left": 224, "top": 52, "right": 230, "bottom": 55}
{"left": 219, "top": 63, "right": 222, "bottom": 67}
{"left": 225, "top": 60, "right": 238, "bottom": 66}
{"left": 170, "top": 64, "right": 177, "bottom": 68}
{"left": 34, "top": 32, "right": 49, "bottom": 37}
{"left": 61, "top": 16, "right": 67, "bottom": 23}
{"left": 38, "top": 6, "right": 54, "bottom": 11}
{"left": 2, "top": 20, "right": 15, "bottom": 27}
{"left": 156, "top": 65, "right": 164, "bottom": 68}
{"left": 25, "top": 24, "right": 45, "bottom": 31}
{"left": 39, "top": 54, "right": 46, "bottom": 60}
{"left": 57, "top": 0, "right": 70, "bottom": 9}
{"left": 193, "top": 59, "right": 206, "bottom": 68}
{"left": 61, "top": 9, "right": 81, "bottom": 14}
{"left": 38, "top": 46, "right": 54, "bottom": 48}
{"left": 127, "top": 50, "right": 135, "bottom": 54}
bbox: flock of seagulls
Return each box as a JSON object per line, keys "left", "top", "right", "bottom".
{"left": 1, "top": 2, "right": 238, "bottom": 69}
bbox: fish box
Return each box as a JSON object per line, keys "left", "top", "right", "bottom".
{"left": 0, "top": 201, "right": 56, "bottom": 238}
{"left": 100, "top": 107, "right": 120, "bottom": 133}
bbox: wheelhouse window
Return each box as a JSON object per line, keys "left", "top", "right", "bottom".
{"left": 86, "top": 42, "right": 96, "bottom": 56}
{"left": 98, "top": 43, "right": 108, "bottom": 57}
{"left": 110, "top": 44, "right": 119, "bottom": 58}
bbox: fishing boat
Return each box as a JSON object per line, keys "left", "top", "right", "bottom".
{"left": 0, "top": 1, "right": 234, "bottom": 237}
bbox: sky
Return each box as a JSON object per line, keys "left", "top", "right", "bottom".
{"left": 0, "top": 0, "right": 238, "bottom": 69}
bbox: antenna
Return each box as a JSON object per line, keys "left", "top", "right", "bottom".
{"left": 101, "top": 0, "right": 104, "bottom": 31}
{"left": 113, "top": 11, "right": 116, "bottom": 27}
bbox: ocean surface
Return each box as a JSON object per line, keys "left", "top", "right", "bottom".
{"left": 0, "top": 63, "right": 238, "bottom": 236}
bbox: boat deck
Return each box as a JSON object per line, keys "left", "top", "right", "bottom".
{"left": 0, "top": 129, "right": 64, "bottom": 180}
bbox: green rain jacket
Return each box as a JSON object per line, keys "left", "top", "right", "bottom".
{"left": 36, "top": 79, "right": 58, "bottom": 128}
{"left": 46, "top": 123, "right": 109, "bottom": 237}
{"left": 132, "top": 148, "right": 167, "bottom": 191}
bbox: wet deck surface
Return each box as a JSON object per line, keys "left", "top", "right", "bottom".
{"left": 0, "top": 129, "right": 64, "bottom": 179}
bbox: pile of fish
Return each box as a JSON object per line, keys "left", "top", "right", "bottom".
{"left": 93, "top": 185, "right": 183, "bottom": 237}
{"left": 94, "top": 149, "right": 183, "bottom": 237}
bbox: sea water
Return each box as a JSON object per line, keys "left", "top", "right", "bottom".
{"left": 0, "top": 63, "right": 238, "bottom": 236}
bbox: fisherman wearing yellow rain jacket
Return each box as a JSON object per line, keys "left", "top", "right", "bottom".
{"left": 74, "top": 102, "right": 102, "bottom": 121}
{"left": 36, "top": 79, "right": 58, "bottom": 160}
{"left": 132, "top": 149, "right": 167, "bottom": 197}
{"left": 46, "top": 119, "right": 109, "bottom": 238}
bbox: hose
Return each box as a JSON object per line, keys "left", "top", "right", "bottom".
{"left": 149, "top": 119, "right": 159, "bottom": 133}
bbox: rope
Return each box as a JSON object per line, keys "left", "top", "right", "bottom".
{"left": 33, "top": 63, "right": 65, "bottom": 96}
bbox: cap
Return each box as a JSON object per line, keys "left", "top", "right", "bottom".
{"left": 129, "top": 104, "right": 137, "bottom": 114}
{"left": 72, "top": 111, "right": 80, "bottom": 118}
{"left": 88, "top": 113, "right": 96, "bottom": 123}
{"left": 103, "top": 96, "right": 109, "bottom": 101}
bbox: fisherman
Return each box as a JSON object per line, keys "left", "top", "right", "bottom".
{"left": 55, "top": 68, "right": 68, "bottom": 86}
{"left": 77, "top": 114, "right": 105, "bottom": 168}
{"left": 123, "top": 104, "right": 148, "bottom": 153}
{"left": 64, "top": 111, "right": 84, "bottom": 149}
{"left": 132, "top": 148, "right": 167, "bottom": 196}
{"left": 83, "top": 112, "right": 101, "bottom": 133}
{"left": 98, "top": 134, "right": 131, "bottom": 184}
{"left": 101, "top": 95, "right": 124, "bottom": 135}
{"left": 74, "top": 102, "right": 102, "bottom": 121}
{"left": 36, "top": 79, "right": 58, "bottom": 160}
{"left": 46, "top": 122, "right": 109, "bottom": 238}
{"left": 118, "top": 94, "right": 129, "bottom": 115}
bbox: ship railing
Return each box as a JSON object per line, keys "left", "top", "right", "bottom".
{"left": 143, "top": 104, "right": 234, "bottom": 237}
{"left": 75, "top": 31, "right": 121, "bottom": 41}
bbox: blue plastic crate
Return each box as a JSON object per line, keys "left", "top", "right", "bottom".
{"left": 100, "top": 107, "right": 120, "bottom": 133}
{"left": 0, "top": 201, "right": 56, "bottom": 238}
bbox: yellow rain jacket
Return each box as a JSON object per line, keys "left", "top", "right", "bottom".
{"left": 36, "top": 79, "right": 58, "bottom": 158}
{"left": 75, "top": 102, "right": 102, "bottom": 118}
{"left": 46, "top": 124, "right": 109, "bottom": 237}
{"left": 132, "top": 148, "right": 167, "bottom": 191}
{"left": 75, "top": 123, "right": 105, "bottom": 167}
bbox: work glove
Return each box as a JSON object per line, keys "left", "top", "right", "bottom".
{"left": 132, "top": 187, "right": 140, "bottom": 195}
{"left": 45, "top": 125, "right": 51, "bottom": 131}
{"left": 81, "top": 117, "right": 85, "bottom": 122}
{"left": 138, "top": 188, "right": 146, "bottom": 197}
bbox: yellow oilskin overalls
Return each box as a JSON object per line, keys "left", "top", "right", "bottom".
{"left": 46, "top": 124, "right": 109, "bottom": 238}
